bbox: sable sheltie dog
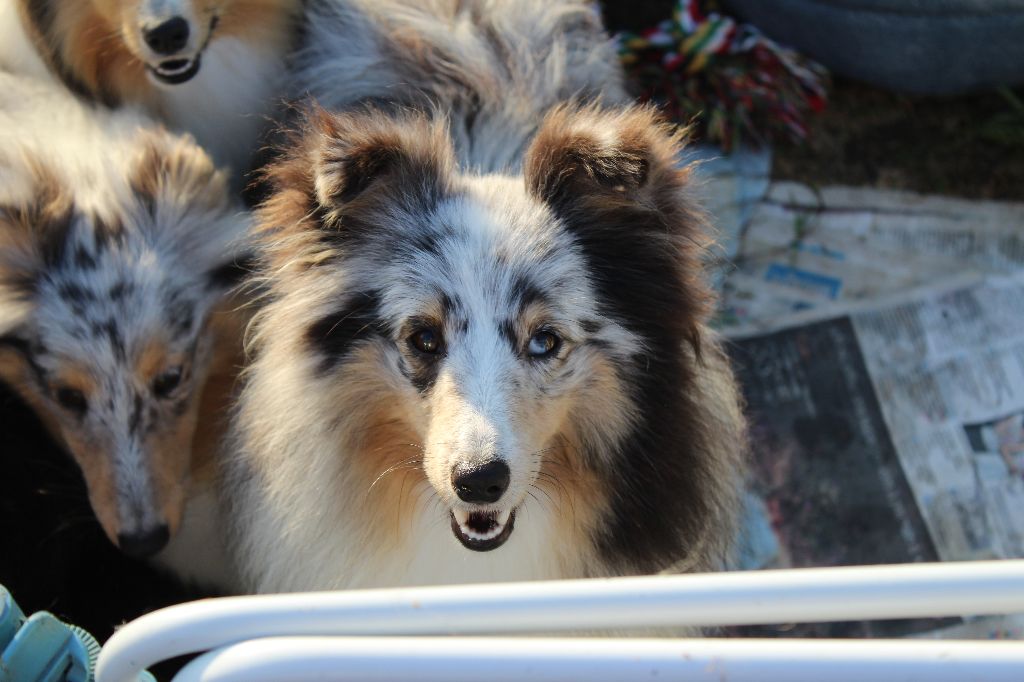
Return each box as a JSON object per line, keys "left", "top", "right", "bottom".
{"left": 0, "top": 0, "right": 300, "bottom": 179}
{"left": 227, "top": 0, "right": 746, "bottom": 593}
{"left": 0, "top": 73, "right": 248, "bottom": 568}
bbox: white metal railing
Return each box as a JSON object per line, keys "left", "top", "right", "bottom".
{"left": 171, "top": 637, "right": 1024, "bottom": 682}
{"left": 96, "top": 560, "right": 1024, "bottom": 682}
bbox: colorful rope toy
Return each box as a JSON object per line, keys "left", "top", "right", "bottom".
{"left": 617, "top": 0, "right": 828, "bottom": 150}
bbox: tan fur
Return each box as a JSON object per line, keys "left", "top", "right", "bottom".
{"left": 130, "top": 133, "right": 227, "bottom": 212}
{"left": 190, "top": 301, "right": 248, "bottom": 483}
{"left": 67, "top": 429, "right": 123, "bottom": 536}
{"left": 135, "top": 339, "right": 174, "bottom": 382}
{"left": 17, "top": 0, "right": 298, "bottom": 106}
{"left": 144, "top": 403, "right": 197, "bottom": 535}
{"left": 316, "top": 342, "right": 431, "bottom": 552}
{"left": 0, "top": 162, "right": 73, "bottom": 287}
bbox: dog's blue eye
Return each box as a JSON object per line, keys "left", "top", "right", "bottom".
{"left": 527, "top": 330, "right": 560, "bottom": 358}
{"left": 410, "top": 328, "right": 443, "bottom": 355}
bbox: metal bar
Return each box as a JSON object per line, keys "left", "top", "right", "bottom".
{"left": 171, "top": 637, "right": 1024, "bottom": 682}
{"left": 97, "top": 560, "right": 1024, "bottom": 682}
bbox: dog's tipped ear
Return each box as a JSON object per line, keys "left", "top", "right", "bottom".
{"left": 524, "top": 104, "right": 693, "bottom": 219}
{"left": 525, "top": 105, "right": 713, "bottom": 352}
{"left": 0, "top": 163, "right": 72, "bottom": 335}
{"left": 308, "top": 105, "right": 456, "bottom": 217}
{"left": 130, "top": 131, "right": 229, "bottom": 220}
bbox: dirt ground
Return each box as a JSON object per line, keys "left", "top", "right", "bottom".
{"left": 773, "top": 80, "right": 1024, "bottom": 201}
{"left": 601, "top": 1, "right": 1024, "bottom": 201}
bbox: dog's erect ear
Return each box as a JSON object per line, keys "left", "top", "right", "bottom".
{"left": 524, "top": 104, "right": 695, "bottom": 224}
{"left": 0, "top": 163, "right": 74, "bottom": 335}
{"left": 307, "top": 106, "right": 456, "bottom": 220}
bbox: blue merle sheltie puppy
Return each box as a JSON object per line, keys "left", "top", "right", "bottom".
{"left": 226, "top": 0, "right": 747, "bottom": 592}
{"left": 0, "top": 0, "right": 301, "bottom": 183}
{"left": 0, "top": 72, "right": 247, "bottom": 578}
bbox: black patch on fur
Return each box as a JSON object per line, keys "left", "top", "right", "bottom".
{"left": 581, "top": 319, "right": 603, "bottom": 335}
{"left": 512, "top": 277, "right": 548, "bottom": 314}
{"left": 401, "top": 355, "right": 440, "bottom": 394}
{"left": 551, "top": 205, "right": 712, "bottom": 573}
{"left": 206, "top": 252, "right": 257, "bottom": 291}
{"left": 332, "top": 147, "right": 399, "bottom": 205}
{"left": 165, "top": 294, "right": 195, "bottom": 337}
{"left": 91, "top": 217, "right": 121, "bottom": 252}
{"left": 498, "top": 319, "right": 518, "bottom": 353}
{"left": 305, "top": 291, "right": 384, "bottom": 375}
{"left": 405, "top": 229, "right": 440, "bottom": 258}
{"left": 439, "top": 292, "right": 464, "bottom": 320}
{"left": 108, "top": 280, "right": 129, "bottom": 301}
{"left": 0, "top": 336, "right": 48, "bottom": 387}
{"left": 58, "top": 283, "right": 95, "bottom": 305}
{"left": 133, "top": 175, "right": 157, "bottom": 220}
{"left": 34, "top": 211, "right": 74, "bottom": 271}
{"left": 128, "top": 393, "right": 144, "bottom": 436}
{"left": 102, "top": 320, "right": 125, "bottom": 362}
{"left": 0, "top": 270, "right": 38, "bottom": 301}
{"left": 584, "top": 338, "right": 612, "bottom": 352}
{"left": 74, "top": 245, "right": 97, "bottom": 270}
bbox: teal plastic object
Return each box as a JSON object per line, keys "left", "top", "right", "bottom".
{"left": 0, "top": 585, "right": 155, "bottom": 682}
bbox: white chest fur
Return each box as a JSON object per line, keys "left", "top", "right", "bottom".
{"left": 251, "top": 494, "right": 576, "bottom": 594}
{"left": 0, "top": 2, "right": 56, "bottom": 82}
{"left": 154, "top": 37, "right": 287, "bottom": 182}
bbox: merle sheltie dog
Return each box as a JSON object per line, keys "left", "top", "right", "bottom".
{"left": 0, "top": 0, "right": 301, "bottom": 181}
{"left": 0, "top": 73, "right": 247, "bottom": 580}
{"left": 227, "top": 0, "right": 746, "bottom": 593}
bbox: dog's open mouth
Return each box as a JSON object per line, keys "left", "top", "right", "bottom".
{"left": 145, "top": 16, "right": 218, "bottom": 86}
{"left": 149, "top": 56, "right": 201, "bottom": 85}
{"left": 450, "top": 508, "right": 515, "bottom": 552}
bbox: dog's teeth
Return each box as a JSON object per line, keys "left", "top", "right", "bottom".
{"left": 453, "top": 509, "right": 471, "bottom": 526}
{"left": 157, "top": 60, "right": 193, "bottom": 75}
{"left": 496, "top": 509, "right": 511, "bottom": 526}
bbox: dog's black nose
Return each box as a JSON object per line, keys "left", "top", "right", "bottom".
{"left": 452, "top": 461, "right": 510, "bottom": 504}
{"left": 144, "top": 17, "right": 190, "bottom": 55}
{"left": 117, "top": 523, "right": 170, "bottom": 558}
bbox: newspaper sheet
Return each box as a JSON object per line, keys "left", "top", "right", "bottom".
{"left": 729, "top": 273, "right": 1024, "bottom": 637}
{"left": 720, "top": 183, "right": 1024, "bottom": 331}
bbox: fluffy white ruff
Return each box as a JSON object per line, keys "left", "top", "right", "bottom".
{"left": 156, "top": 36, "right": 288, "bottom": 181}
{"left": 0, "top": 2, "right": 53, "bottom": 81}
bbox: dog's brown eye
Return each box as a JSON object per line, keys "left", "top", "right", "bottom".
{"left": 527, "top": 330, "right": 561, "bottom": 358}
{"left": 152, "top": 366, "right": 183, "bottom": 398}
{"left": 409, "top": 328, "right": 443, "bottom": 355}
{"left": 55, "top": 387, "right": 88, "bottom": 415}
